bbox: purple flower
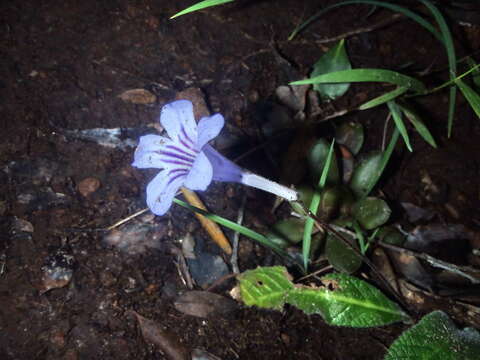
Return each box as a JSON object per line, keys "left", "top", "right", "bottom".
{"left": 133, "top": 100, "right": 297, "bottom": 215}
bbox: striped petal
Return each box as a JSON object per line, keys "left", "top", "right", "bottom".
{"left": 132, "top": 134, "right": 173, "bottom": 169}
{"left": 197, "top": 114, "right": 224, "bottom": 149}
{"left": 146, "top": 169, "right": 186, "bottom": 215}
{"left": 160, "top": 100, "right": 198, "bottom": 149}
{"left": 183, "top": 151, "right": 213, "bottom": 191}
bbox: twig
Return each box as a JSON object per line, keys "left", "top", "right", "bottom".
{"left": 379, "top": 242, "right": 480, "bottom": 284}
{"left": 105, "top": 207, "right": 149, "bottom": 231}
{"left": 231, "top": 195, "right": 246, "bottom": 274}
{"left": 313, "top": 13, "right": 404, "bottom": 44}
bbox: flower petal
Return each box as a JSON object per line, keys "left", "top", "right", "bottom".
{"left": 160, "top": 100, "right": 197, "bottom": 148}
{"left": 196, "top": 114, "right": 224, "bottom": 149}
{"left": 203, "top": 144, "right": 243, "bottom": 182}
{"left": 183, "top": 151, "right": 213, "bottom": 191}
{"left": 132, "top": 134, "right": 173, "bottom": 169}
{"left": 146, "top": 169, "right": 186, "bottom": 215}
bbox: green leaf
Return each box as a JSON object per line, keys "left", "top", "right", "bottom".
{"left": 349, "top": 151, "right": 383, "bottom": 198}
{"left": 173, "top": 198, "right": 290, "bottom": 258}
{"left": 303, "top": 139, "right": 336, "bottom": 270}
{"left": 418, "top": 0, "right": 457, "bottom": 138}
{"left": 291, "top": 69, "right": 426, "bottom": 94}
{"left": 385, "top": 311, "right": 480, "bottom": 360}
{"left": 308, "top": 138, "right": 340, "bottom": 186}
{"left": 359, "top": 86, "right": 408, "bottom": 110}
{"left": 352, "top": 197, "right": 391, "bottom": 230}
{"left": 398, "top": 104, "right": 437, "bottom": 148}
{"left": 273, "top": 218, "right": 306, "bottom": 244}
{"left": 456, "top": 79, "right": 480, "bottom": 119}
{"left": 325, "top": 231, "right": 363, "bottom": 274}
{"left": 363, "top": 127, "right": 400, "bottom": 197}
{"left": 335, "top": 121, "right": 364, "bottom": 155}
{"left": 288, "top": 1, "right": 439, "bottom": 42}
{"left": 311, "top": 39, "right": 352, "bottom": 101}
{"left": 237, "top": 266, "right": 294, "bottom": 310}
{"left": 170, "top": 0, "right": 234, "bottom": 19}
{"left": 286, "top": 273, "right": 409, "bottom": 327}
{"left": 388, "top": 101, "right": 412, "bottom": 152}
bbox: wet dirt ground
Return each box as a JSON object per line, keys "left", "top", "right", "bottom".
{"left": 1, "top": 0, "right": 480, "bottom": 359}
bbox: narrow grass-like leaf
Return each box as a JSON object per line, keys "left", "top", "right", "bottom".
{"left": 385, "top": 311, "right": 480, "bottom": 360}
{"left": 288, "top": 1, "right": 439, "bottom": 41}
{"left": 173, "top": 198, "right": 290, "bottom": 258}
{"left": 398, "top": 103, "right": 437, "bottom": 148}
{"left": 290, "top": 69, "right": 426, "bottom": 94}
{"left": 237, "top": 266, "right": 294, "bottom": 310}
{"left": 311, "top": 39, "right": 352, "bottom": 100}
{"left": 286, "top": 273, "right": 409, "bottom": 327}
{"left": 363, "top": 127, "right": 400, "bottom": 198}
{"left": 387, "top": 101, "right": 412, "bottom": 151}
{"left": 359, "top": 86, "right": 408, "bottom": 110}
{"left": 456, "top": 79, "right": 480, "bottom": 119}
{"left": 302, "top": 139, "right": 336, "bottom": 270}
{"left": 170, "top": 0, "right": 234, "bottom": 19}
{"left": 419, "top": 0, "right": 457, "bottom": 137}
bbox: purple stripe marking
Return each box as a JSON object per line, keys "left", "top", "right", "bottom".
{"left": 161, "top": 159, "right": 193, "bottom": 167}
{"left": 178, "top": 137, "right": 197, "bottom": 152}
{"left": 159, "top": 150, "right": 194, "bottom": 164}
{"left": 166, "top": 145, "right": 196, "bottom": 160}
{"left": 168, "top": 168, "right": 188, "bottom": 175}
{"left": 180, "top": 125, "right": 195, "bottom": 145}
{"left": 167, "top": 172, "right": 186, "bottom": 185}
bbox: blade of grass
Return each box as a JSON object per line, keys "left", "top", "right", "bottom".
{"left": 387, "top": 101, "right": 412, "bottom": 152}
{"left": 364, "top": 125, "right": 400, "bottom": 197}
{"left": 173, "top": 198, "right": 291, "bottom": 259}
{"left": 290, "top": 69, "right": 426, "bottom": 94}
{"left": 419, "top": 0, "right": 457, "bottom": 137}
{"left": 398, "top": 103, "right": 437, "bottom": 148}
{"left": 302, "top": 139, "right": 335, "bottom": 270}
{"left": 359, "top": 86, "right": 409, "bottom": 110}
{"left": 456, "top": 79, "right": 480, "bottom": 118}
{"left": 289, "top": 0, "right": 440, "bottom": 41}
{"left": 170, "top": 0, "right": 234, "bottom": 19}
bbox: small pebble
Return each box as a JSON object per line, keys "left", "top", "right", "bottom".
{"left": 78, "top": 177, "right": 101, "bottom": 197}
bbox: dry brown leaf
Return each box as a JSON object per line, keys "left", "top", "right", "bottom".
{"left": 131, "top": 311, "right": 189, "bottom": 360}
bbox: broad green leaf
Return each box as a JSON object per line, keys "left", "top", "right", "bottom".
{"left": 359, "top": 86, "right": 408, "bottom": 110}
{"left": 388, "top": 101, "right": 412, "bottom": 152}
{"left": 349, "top": 151, "right": 383, "bottom": 198}
{"left": 237, "top": 266, "right": 294, "bottom": 310}
{"left": 363, "top": 127, "right": 400, "bottom": 197}
{"left": 286, "top": 273, "right": 409, "bottom": 327}
{"left": 456, "top": 79, "right": 480, "bottom": 119}
{"left": 291, "top": 69, "right": 426, "bottom": 94}
{"left": 398, "top": 104, "right": 437, "bottom": 148}
{"left": 335, "top": 121, "right": 364, "bottom": 155}
{"left": 273, "top": 218, "right": 305, "bottom": 244}
{"left": 311, "top": 39, "right": 352, "bottom": 101}
{"left": 308, "top": 139, "right": 340, "bottom": 186}
{"left": 170, "top": 0, "right": 234, "bottom": 19}
{"left": 385, "top": 311, "right": 480, "bottom": 360}
{"left": 352, "top": 197, "right": 391, "bottom": 230}
{"left": 325, "top": 231, "right": 362, "bottom": 274}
